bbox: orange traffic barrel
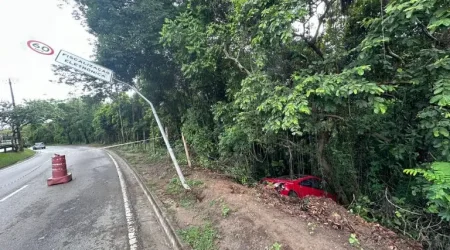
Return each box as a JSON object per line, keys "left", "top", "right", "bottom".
{"left": 47, "top": 154, "right": 72, "bottom": 186}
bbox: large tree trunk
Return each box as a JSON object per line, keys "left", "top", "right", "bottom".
{"left": 317, "top": 131, "right": 349, "bottom": 204}
{"left": 16, "top": 126, "right": 23, "bottom": 152}
{"left": 11, "top": 125, "right": 18, "bottom": 152}
{"left": 66, "top": 129, "right": 73, "bottom": 144}
{"left": 118, "top": 107, "right": 125, "bottom": 143}
{"left": 83, "top": 129, "right": 90, "bottom": 144}
{"left": 288, "top": 146, "right": 294, "bottom": 179}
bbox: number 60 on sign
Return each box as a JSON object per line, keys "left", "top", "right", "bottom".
{"left": 27, "top": 40, "right": 55, "bottom": 55}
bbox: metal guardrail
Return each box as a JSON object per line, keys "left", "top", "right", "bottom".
{"left": 101, "top": 137, "right": 162, "bottom": 149}
{"left": 0, "top": 140, "right": 12, "bottom": 145}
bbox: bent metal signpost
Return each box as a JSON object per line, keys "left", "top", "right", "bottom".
{"left": 55, "top": 50, "right": 114, "bottom": 83}
{"left": 51, "top": 48, "right": 190, "bottom": 190}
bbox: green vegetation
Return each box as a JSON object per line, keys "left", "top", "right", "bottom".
{"left": 0, "top": 0, "right": 445, "bottom": 248}
{"left": 221, "top": 204, "right": 231, "bottom": 217}
{"left": 270, "top": 242, "right": 282, "bottom": 250}
{"left": 348, "top": 233, "right": 361, "bottom": 248}
{"left": 166, "top": 177, "right": 204, "bottom": 208}
{"left": 0, "top": 149, "right": 35, "bottom": 169}
{"left": 167, "top": 177, "right": 204, "bottom": 195}
{"left": 404, "top": 162, "right": 450, "bottom": 221}
{"left": 179, "top": 223, "right": 217, "bottom": 250}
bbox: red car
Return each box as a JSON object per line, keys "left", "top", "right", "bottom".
{"left": 261, "top": 175, "right": 337, "bottom": 201}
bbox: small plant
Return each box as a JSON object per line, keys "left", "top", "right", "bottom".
{"left": 348, "top": 233, "right": 361, "bottom": 248}
{"left": 167, "top": 178, "right": 204, "bottom": 195}
{"left": 180, "top": 197, "right": 195, "bottom": 208}
{"left": 179, "top": 223, "right": 217, "bottom": 250}
{"left": 187, "top": 179, "right": 204, "bottom": 188}
{"left": 167, "top": 177, "right": 183, "bottom": 195}
{"left": 221, "top": 204, "right": 231, "bottom": 217}
{"left": 269, "top": 242, "right": 282, "bottom": 250}
{"left": 348, "top": 196, "right": 375, "bottom": 222}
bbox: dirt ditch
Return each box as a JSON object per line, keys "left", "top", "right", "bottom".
{"left": 115, "top": 149, "right": 422, "bottom": 250}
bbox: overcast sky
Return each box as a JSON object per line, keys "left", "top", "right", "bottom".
{"left": 0, "top": 0, "right": 94, "bottom": 104}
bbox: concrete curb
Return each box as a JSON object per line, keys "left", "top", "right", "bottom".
{"left": 105, "top": 150, "right": 185, "bottom": 250}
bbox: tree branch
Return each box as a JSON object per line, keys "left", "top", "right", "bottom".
{"left": 386, "top": 45, "right": 404, "bottom": 65}
{"left": 416, "top": 18, "right": 439, "bottom": 43}
{"left": 313, "top": 0, "right": 334, "bottom": 42}
{"left": 385, "top": 188, "right": 422, "bottom": 215}
{"left": 303, "top": 37, "right": 324, "bottom": 59}
{"left": 223, "top": 45, "right": 250, "bottom": 75}
{"left": 295, "top": 0, "right": 335, "bottom": 59}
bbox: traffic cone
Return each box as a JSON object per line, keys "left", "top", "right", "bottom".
{"left": 47, "top": 154, "right": 72, "bottom": 186}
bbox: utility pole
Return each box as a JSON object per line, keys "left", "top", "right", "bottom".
{"left": 9, "top": 78, "right": 16, "bottom": 106}
{"left": 8, "top": 78, "right": 23, "bottom": 152}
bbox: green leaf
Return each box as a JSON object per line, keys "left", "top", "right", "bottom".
{"left": 430, "top": 95, "right": 442, "bottom": 104}
{"left": 439, "top": 127, "right": 450, "bottom": 137}
{"left": 433, "top": 128, "right": 440, "bottom": 137}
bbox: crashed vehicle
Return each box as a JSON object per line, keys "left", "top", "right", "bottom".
{"left": 261, "top": 175, "right": 337, "bottom": 201}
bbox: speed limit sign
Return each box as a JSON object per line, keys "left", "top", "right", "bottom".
{"left": 27, "top": 40, "right": 55, "bottom": 55}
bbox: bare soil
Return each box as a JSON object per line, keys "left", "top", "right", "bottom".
{"left": 115, "top": 149, "right": 422, "bottom": 250}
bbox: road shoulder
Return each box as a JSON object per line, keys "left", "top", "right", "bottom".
{"left": 105, "top": 150, "right": 178, "bottom": 250}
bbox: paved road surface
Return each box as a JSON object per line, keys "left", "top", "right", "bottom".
{"left": 0, "top": 146, "right": 170, "bottom": 250}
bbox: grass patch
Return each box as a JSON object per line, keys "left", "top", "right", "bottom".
{"left": 166, "top": 177, "right": 204, "bottom": 209}
{"left": 180, "top": 197, "right": 196, "bottom": 208}
{"left": 167, "top": 178, "right": 185, "bottom": 195}
{"left": 179, "top": 223, "right": 217, "bottom": 250}
{"left": 167, "top": 177, "right": 204, "bottom": 195}
{"left": 0, "top": 149, "right": 35, "bottom": 169}
{"left": 209, "top": 198, "right": 232, "bottom": 217}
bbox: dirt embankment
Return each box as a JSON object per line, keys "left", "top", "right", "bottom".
{"left": 116, "top": 149, "right": 422, "bottom": 250}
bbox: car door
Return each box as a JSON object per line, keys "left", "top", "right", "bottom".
{"left": 297, "top": 178, "right": 324, "bottom": 198}
{"left": 309, "top": 178, "right": 325, "bottom": 197}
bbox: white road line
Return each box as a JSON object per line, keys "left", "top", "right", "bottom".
{"left": 0, "top": 185, "right": 29, "bottom": 202}
{"left": 107, "top": 153, "right": 138, "bottom": 250}
{"left": 0, "top": 159, "right": 51, "bottom": 190}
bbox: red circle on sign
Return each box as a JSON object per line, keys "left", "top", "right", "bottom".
{"left": 27, "top": 40, "right": 55, "bottom": 55}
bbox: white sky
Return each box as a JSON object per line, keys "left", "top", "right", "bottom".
{"left": 0, "top": 0, "right": 94, "bottom": 104}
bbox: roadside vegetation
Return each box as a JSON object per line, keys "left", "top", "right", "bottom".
{"left": 0, "top": 149, "right": 35, "bottom": 169}
{"left": 115, "top": 144, "right": 420, "bottom": 249}
{"left": 179, "top": 223, "right": 217, "bottom": 250}
{"left": 1, "top": 0, "right": 448, "bottom": 248}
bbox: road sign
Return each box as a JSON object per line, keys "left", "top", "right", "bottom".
{"left": 27, "top": 40, "right": 55, "bottom": 55}
{"left": 55, "top": 50, "right": 114, "bottom": 82}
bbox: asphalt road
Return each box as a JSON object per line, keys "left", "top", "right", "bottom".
{"left": 0, "top": 146, "right": 171, "bottom": 250}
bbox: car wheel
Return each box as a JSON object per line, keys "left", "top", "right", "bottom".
{"left": 288, "top": 191, "right": 298, "bottom": 198}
